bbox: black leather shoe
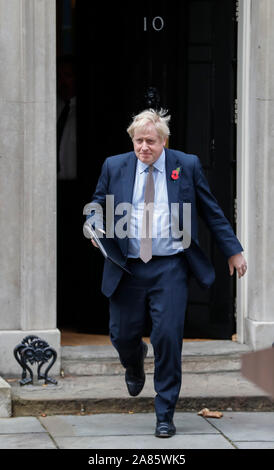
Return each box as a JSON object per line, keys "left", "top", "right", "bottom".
{"left": 125, "top": 342, "right": 148, "bottom": 397}
{"left": 155, "top": 420, "right": 176, "bottom": 438}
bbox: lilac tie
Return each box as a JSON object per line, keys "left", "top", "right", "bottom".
{"left": 140, "top": 165, "right": 154, "bottom": 263}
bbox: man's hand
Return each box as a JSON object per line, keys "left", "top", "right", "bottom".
{"left": 228, "top": 252, "right": 247, "bottom": 278}
{"left": 90, "top": 227, "right": 105, "bottom": 249}
{"left": 91, "top": 239, "right": 99, "bottom": 248}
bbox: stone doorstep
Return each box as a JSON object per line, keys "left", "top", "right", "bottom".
{"left": 62, "top": 355, "right": 244, "bottom": 376}
{"left": 61, "top": 340, "right": 252, "bottom": 376}
{"left": 9, "top": 370, "right": 274, "bottom": 417}
{"left": 0, "top": 377, "right": 12, "bottom": 417}
{"left": 9, "top": 341, "right": 270, "bottom": 418}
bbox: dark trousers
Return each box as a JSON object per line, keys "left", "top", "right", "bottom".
{"left": 109, "top": 253, "right": 189, "bottom": 422}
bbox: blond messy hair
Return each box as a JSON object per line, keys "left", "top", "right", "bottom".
{"left": 127, "top": 108, "right": 171, "bottom": 141}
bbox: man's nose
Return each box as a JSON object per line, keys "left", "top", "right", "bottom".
{"left": 141, "top": 141, "right": 149, "bottom": 151}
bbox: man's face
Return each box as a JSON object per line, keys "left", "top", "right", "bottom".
{"left": 132, "top": 124, "right": 166, "bottom": 165}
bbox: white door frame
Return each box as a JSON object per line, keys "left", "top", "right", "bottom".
{"left": 235, "top": 0, "right": 251, "bottom": 343}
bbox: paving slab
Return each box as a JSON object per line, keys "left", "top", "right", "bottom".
{"left": 1, "top": 412, "right": 274, "bottom": 450}
{"left": 0, "top": 416, "right": 56, "bottom": 449}
{"left": 0, "top": 433, "right": 56, "bottom": 449}
{"left": 39, "top": 412, "right": 218, "bottom": 437}
{"left": 0, "top": 416, "right": 46, "bottom": 434}
{"left": 54, "top": 433, "right": 234, "bottom": 449}
{"left": 205, "top": 411, "right": 274, "bottom": 443}
{"left": 39, "top": 412, "right": 233, "bottom": 449}
{"left": 235, "top": 441, "right": 274, "bottom": 449}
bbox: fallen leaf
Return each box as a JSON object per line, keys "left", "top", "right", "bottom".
{"left": 198, "top": 408, "right": 223, "bottom": 418}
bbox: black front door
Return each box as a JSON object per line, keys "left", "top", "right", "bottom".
{"left": 59, "top": 0, "right": 237, "bottom": 338}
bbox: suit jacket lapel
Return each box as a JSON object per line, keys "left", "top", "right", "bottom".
{"left": 121, "top": 152, "right": 137, "bottom": 203}
{"left": 165, "top": 148, "right": 181, "bottom": 205}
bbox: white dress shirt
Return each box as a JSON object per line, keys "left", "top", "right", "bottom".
{"left": 127, "top": 149, "right": 184, "bottom": 258}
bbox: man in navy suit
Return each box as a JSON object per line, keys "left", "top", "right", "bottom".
{"left": 84, "top": 109, "right": 247, "bottom": 437}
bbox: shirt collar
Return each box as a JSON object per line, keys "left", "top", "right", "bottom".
{"left": 138, "top": 148, "right": 165, "bottom": 174}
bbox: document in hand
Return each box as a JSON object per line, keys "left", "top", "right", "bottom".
{"left": 84, "top": 223, "right": 132, "bottom": 275}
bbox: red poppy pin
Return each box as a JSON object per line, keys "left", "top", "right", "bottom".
{"left": 171, "top": 167, "right": 181, "bottom": 181}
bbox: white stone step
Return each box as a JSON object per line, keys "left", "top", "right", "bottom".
{"left": 9, "top": 370, "right": 273, "bottom": 417}
{"left": 61, "top": 340, "right": 251, "bottom": 376}
{"left": 0, "top": 376, "right": 11, "bottom": 417}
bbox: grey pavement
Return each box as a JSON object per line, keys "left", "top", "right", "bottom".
{"left": 1, "top": 412, "right": 274, "bottom": 449}
{"left": 2, "top": 340, "right": 274, "bottom": 452}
